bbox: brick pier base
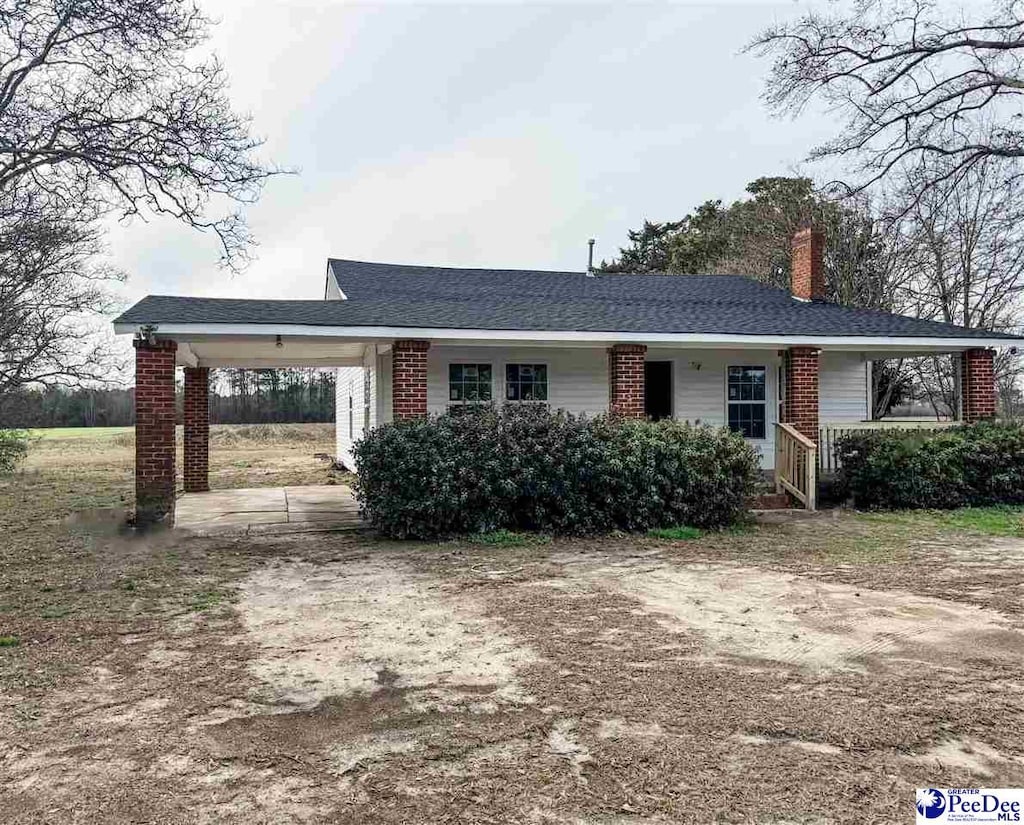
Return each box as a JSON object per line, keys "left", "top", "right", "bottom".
{"left": 608, "top": 344, "right": 647, "bottom": 418}
{"left": 134, "top": 339, "right": 177, "bottom": 526}
{"left": 183, "top": 367, "right": 210, "bottom": 493}
{"left": 961, "top": 348, "right": 996, "bottom": 423}
{"left": 393, "top": 340, "right": 430, "bottom": 419}
{"left": 784, "top": 347, "right": 820, "bottom": 444}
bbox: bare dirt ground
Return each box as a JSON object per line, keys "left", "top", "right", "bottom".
{"left": 2, "top": 425, "right": 1024, "bottom": 823}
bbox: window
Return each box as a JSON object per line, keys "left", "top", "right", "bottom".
{"left": 449, "top": 363, "right": 492, "bottom": 403}
{"left": 505, "top": 363, "right": 548, "bottom": 401}
{"left": 727, "top": 366, "right": 766, "bottom": 439}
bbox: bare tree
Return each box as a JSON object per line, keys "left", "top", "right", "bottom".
{"left": 0, "top": 0, "right": 280, "bottom": 269}
{"left": 0, "top": 186, "right": 123, "bottom": 393}
{"left": 884, "top": 158, "right": 1024, "bottom": 412}
{"left": 749, "top": 0, "right": 1024, "bottom": 200}
{"left": 0, "top": 0, "right": 282, "bottom": 392}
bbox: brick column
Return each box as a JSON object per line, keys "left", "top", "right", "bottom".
{"left": 784, "top": 347, "right": 820, "bottom": 444}
{"left": 134, "top": 339, "right": 177, "bottom": 526}
{"left": 608, "top": 344, "right": 647, "bottom": 418}
{"left": 961, "top": 348, "right": 996, "bottom": 423}
{"left": 393, "top": 340, "right": 430, "bottom": 419}
{"left": 183, "top": 367, "right": 210, "bottom": 493}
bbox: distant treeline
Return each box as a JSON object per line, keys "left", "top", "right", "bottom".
{"left": 0, "top": 368, "right": 337, "bottom": 428}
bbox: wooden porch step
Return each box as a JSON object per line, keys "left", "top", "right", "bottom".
{"left": 747, "top": 492, "right": 793, "bottom": 510}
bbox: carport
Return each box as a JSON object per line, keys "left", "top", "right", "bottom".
{"left": 118, "top": 322, "right": 374, "bottom": 526}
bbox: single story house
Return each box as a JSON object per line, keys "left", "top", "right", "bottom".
{"left": 114, "top": 228, "right": 1018, "bottom": 524}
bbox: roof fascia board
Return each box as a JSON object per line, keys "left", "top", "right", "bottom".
{"left": 111, "top": 321, "right": 1017, "bottom": 352}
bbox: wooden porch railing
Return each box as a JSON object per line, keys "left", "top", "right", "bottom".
{"left": 774, "top": 423, "right": 817, "bottom": 511}
{"left": 818, "top": 419, "right": 958, "bottom": 473}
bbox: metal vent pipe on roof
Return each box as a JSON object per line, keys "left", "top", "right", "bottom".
{"left": 586, "top": 238, "right": 595, "bottom": 277}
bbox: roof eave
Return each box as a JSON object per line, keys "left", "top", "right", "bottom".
{"left": 109, "top": 320, "right": 1020, "bottom": 352}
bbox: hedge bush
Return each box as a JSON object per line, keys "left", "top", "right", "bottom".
{"left": 834, "top": 422, "right": 1024, "bottom": 510}
{"left": 353, "top": 405, "right": 760, "bottom": 539}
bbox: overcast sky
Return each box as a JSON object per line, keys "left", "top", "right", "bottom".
{"left": 109, "top": 0, "right": 834, "bottom": 310}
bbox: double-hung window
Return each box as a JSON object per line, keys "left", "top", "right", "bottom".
{"left": 449, "top": 363, "right": 492, "bottom": 404}
{"left": 505, "top": 364, "right": 547, "bottom": 402}
{"left": 727, "top": 366, "right": 767, "bottom": 439}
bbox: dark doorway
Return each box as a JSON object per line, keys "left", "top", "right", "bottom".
{"left": 644, "top": 361, "right": 673, "bottom": 421}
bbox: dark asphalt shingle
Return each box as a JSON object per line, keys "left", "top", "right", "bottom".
{"left": 112, "top": 259, "right": 1020, "bottom": 341}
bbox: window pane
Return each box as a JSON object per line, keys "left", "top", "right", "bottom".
{"left": 449, "top": 364, "right": 462, "bottom": 382}
{"left": 480, "top": 383, "right": 492, "bottom": 401}
{"left": 479, "top": 365, "right": 492, "bottom": 381}
{"left": 750, "top": 406, "right": 766, "bottom": 439}
{"left": 504, "top": 363, "right": 547, "bottom": 404}
{"left": 450, "top": 385, "right": 462, "bottom": 401}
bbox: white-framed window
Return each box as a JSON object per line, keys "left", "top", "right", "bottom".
{"left": 448, "top": 363, "right": 493, "bottom": 404}
{"left": 727, "top": 365, "right": 767, "bottom": 439}
{"left": 505, "top": 363, "right": 548, "bottom": 402}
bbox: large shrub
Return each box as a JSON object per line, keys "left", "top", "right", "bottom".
{"left": 353, "top": 405, "right": 760, "bottom": 539}
{"left": 834, "top": 422, "right": 1024, "bottom": 510}
{"left": 0, "top": 429, "right": 28, "bottom": 474}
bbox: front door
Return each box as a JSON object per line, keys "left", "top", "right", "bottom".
{"left": 644, "top": 361, "right": 673, "bottom": 421}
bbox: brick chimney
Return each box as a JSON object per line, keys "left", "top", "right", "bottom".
{"left": 791, "top": 226, "right": 825, "bottom": 301}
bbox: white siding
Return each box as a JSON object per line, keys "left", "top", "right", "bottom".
{"left": 335, "top": 345, "right": 382, "bottom": 470}
{"left": 427, "top": 346, "right": 781, "bottom": 469}
{"left": 351, "top": 344, "right": 870, "bottom": 473}
{"left": 819, "top": 352, "right": 869, "bottom": 422}
{"left": 335, "top": 365, "right": 362, "bottom": 470}
{"left": 378, "top": 351, "right": 393, "bottom": 426}
{"left": 657, "top": 349, "right": 783, "bottom": 470}
{"left": 426, "top": 346, "right": 609, "bottom": 416}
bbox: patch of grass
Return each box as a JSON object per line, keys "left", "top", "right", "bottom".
{"left": 469, "top": 530, "right": 551, "bottom": 547}
{"left": 936, "top": 506, "right": 1024, "bottom": 537}
{"left": 27, "top": 426, "right": 132, "bottom": 441}
{"left": 647, "top": 525, "right": 703, "bottom": 541}
{"left": 861, "top": 506, "right": 1024, "bottom": 538}
{"left": 40, "top": 605, "right": 71, "bottom": 619}
{"left": 187, "top": 589, "right": 227, "bottom": 612}
{"left": 0, "top": 635, "right": 19, "bottom": 647}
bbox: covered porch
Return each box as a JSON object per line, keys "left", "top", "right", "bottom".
{"left": 121, "top": 320, "right": 1000, "bottom": 524}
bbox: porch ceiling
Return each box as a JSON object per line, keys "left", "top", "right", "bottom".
{"left": 174, "top": 337, "right": 369, "bottom": 368}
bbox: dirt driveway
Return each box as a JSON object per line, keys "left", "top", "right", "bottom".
{"left": 3, "top": 504, "right": 1024, "bottom": 824}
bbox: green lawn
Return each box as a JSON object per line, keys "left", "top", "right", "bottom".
{"left": 26, "top": 426, "right": 133, "bottom": 440}
{"left": 863, "top": 505, "right": 1024, "bottom": 537}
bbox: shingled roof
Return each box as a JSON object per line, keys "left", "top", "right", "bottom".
{"left": 113, "top": 258, "right": 1020, "bottom": 341}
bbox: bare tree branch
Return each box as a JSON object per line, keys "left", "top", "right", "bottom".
{"left": 749, "top": 0, "right": 1024, "bottom": 198}
{"left": 0, "top": 0, "right": 286, "bottom": 270}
